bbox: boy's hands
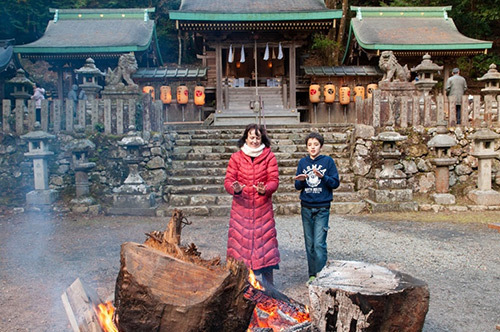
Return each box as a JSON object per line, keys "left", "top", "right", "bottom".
{"left": 294, "top": 174, "right": 308, "bottom": 181}
{"left": 313, "top": 168, "right": 324, "bottom": 178}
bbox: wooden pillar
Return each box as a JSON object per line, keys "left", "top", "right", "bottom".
{"left": 289, "top": 42, "right": 296, "bottom": 111}
{"left": 215, "top": 43, "right": 223, "bottom": 112}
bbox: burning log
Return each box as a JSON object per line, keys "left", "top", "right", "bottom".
{"left": 61, "top": 278, "right": 107, "bottom": 332}
{"left": 308, "top": 260, "right": 429, "bottom": 332}
{"left": 245, "top": 275, "right": 311, "bottom": 332}
{"left": 114, "top": 209, "right": 255, "bottom": 332}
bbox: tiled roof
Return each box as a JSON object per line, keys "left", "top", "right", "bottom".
{"left": 178, "top": 0, "right": 329, "bottom": 13}
{"left": 350, "top": 6, "right": 492, "bottom": 51}
{"left": 170, "top": 0, "right": 341, "bottom": 22}
{"left": 0, "top": 40, "right": 15, "bottom": 72}
{"left": 133, "top": 67, "right": 208, "bottom": 79}
{"left": 302, "top": 66, "right": 383, "bottom": 77}
{"left": 14, "top": 8, "right": 156, "bottom": 54}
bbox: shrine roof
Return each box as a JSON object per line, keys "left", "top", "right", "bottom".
{"left": 170, "top": 0, "right": 341, "bottom": 21}
{"left": 0, "top": 40, "right": 16, "bottom": 72}
{"left": 14, "top": 8, "right": 158, "bottom": 55}
{"left": 133, "top": 67, "right": 208, "bottom": 79}
{"left": 350, "top": 6, "right": 492, "bottom": 52}
{"left": 302, "top": 66, "right": 383, "bottom": 77}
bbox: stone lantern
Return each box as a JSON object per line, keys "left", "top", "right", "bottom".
{"left": 427, "top": 121, "right": 457, "bottom": 204}
{"left": 477, "top": 64, "right": 500, "bottom": 122}
{"left": 7, "top": 69, "right": 34, "bottom": 100}
{"left": 75, "top": 57, "right": 104, "bottom": 100}
{"left": 411, "top": 54, "right": 443, "bottom": 96}
{"left": 108, "top": 126, "right": 157, "bottom": 216}
{"left": 478, "top": 63, "right": 500, "bottom": 95}
{"left": 467, "top": 122, "right": 500, "bottom": 205}
{"left": 367, "top": 126, "right": 418, "bottom": 212}
{"left": 21, "top": 126, "right": 58, "bottom": 207}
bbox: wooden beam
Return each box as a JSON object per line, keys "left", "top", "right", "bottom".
{"left": 61, "top": 278, "right": 104, "bottom": 332}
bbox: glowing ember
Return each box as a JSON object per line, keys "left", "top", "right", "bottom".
{"left": 95, "top": 301, "right": 118, "bottom": 332}
{"left": 245, "top": 272, "right": 310, "bottom": 332}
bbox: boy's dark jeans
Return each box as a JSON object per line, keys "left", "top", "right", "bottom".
{"left": 301, "top": 206, "right": 330, "bottom": 277}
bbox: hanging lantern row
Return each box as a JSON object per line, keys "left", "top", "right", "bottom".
{"left": 308, "top": 83, "right": 379, "bottom": 104}
{"left": 142, "top": 85, "right": 205, "bottom": 106}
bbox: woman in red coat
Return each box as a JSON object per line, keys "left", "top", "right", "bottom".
{"left": 224, "top": 124, "right": 280, "bottom": 285}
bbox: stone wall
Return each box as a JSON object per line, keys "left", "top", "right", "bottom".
{"left": 0, "top": 130, "right": 175, "bottom": 211}
{"left": 352, "top": 124, "right": 500, "bottom": 207}
{"left": 1, "top": 125, "right": 500, "bottom": 213}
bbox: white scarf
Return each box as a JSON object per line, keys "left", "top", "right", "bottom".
{"left": 241, "top": 143, "right": 265, "bottom": 157}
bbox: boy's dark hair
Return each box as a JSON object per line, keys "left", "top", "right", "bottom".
{"left": 305, "top": 132, "right": 324, "bottom": 147}
{"left": 237, "top": 123, "right": 271, "bottom": 148}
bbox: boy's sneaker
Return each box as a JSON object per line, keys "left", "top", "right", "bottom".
{"left": 306, "top": 276, "right": 316, "bottom": 285}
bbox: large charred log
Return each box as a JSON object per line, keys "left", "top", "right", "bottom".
{"left": 308, "top": 260, "right": 429, "bottom": 332}
{"left": 114, "top": 209, "right": 255, "bottom": 332}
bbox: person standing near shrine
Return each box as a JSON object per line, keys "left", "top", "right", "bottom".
{"left": 294, "top": 132, "right": 340, "bottom": 285}
{"left": 446, "top": 67, "right": 467, "bottom": 125}
{"left": 224, "top": 124, "right": 280, "bottom": 286}
{"left": 31, "top": 83, "right": 45, "bottom": 123}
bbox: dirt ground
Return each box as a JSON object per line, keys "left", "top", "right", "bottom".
{"left": 1, "top": 209, "right": 499, "bottom": 332}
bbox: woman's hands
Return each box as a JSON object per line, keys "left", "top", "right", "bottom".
{"left": 232, "top": 181, "right": 266, "bottom": 194}
{"left": 253, "top": 182, "right": 266, "bottom": 195}
{"left": 232, "top": 181, "right": 245, "bottom": 194}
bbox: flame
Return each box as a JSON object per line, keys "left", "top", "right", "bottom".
{"left": 248, "top": 269, "right": 265, "bottom": 291}
{"left": 95, "top": 301, "right": 118, "bottom": 332}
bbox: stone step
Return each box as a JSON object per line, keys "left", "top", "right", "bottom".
{"left": 172, "top": 141, "right": 350, "bottom": 155}
{"left": 162, "top": 201, "right": 367, "bottom": 217}
{"left": 166, "top": 190, "right": 358, "bottom": 204}
{"left": 173, "top": 134, "right": 351, "bottom": 146}
{"left": 169, "top": 165, "right": 353, "bottom": 179}
{"left": 167, "top": 174, "right": 355, "bottom": 187}
{"left": 163, "top": 124, "right": 361, "bottom": 216}
{"left": 214, "top": 113, "right": 300, "bottom": 126}
{"left": 170, "top": 151, "right": 351, "bottom": 162}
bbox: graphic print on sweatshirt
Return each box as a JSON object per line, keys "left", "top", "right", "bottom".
{"left": 303, "top": 164, "right": 326, "bottom": 193}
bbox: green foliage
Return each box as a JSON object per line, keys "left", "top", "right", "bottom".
{"left": 457, "top": 53, "right": 500, "bottom": 78}
{"left": 94, "top": 123, "right": 104, "bottom": 133}
{"left": 311, "top": 33, "right": 340, "bottom": 66}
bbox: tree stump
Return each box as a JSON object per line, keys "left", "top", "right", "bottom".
{"left": 308, "top": 260, "right": 429, "bottom": 332}
{"left": 114, "top": 210, "right": 255, "bottom": 332}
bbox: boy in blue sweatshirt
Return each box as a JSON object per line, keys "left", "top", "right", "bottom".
{"left": 294, "top": 132, "right": 340, "bottom": 284}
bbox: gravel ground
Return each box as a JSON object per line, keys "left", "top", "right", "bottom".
{"left": 0, "top": 211, "right": 499, "bottom": 331}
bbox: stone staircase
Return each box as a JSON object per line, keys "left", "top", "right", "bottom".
{"left": 214, "top": 87, "right": 300, "bottom": 125}
{"left": 162, "top": 125, "right": 366, "bottom": 217}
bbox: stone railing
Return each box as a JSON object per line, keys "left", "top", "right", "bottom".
{"left": 0, "top": 95, "right": 165, "bottom": 135}
{"left": 355, "top": 90, "right": 500, "bottom": 129}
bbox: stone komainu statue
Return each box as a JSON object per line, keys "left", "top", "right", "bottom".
{"left": 378, "top": 51, "right": 410, "bottom": 82}
{"left": 105, "top": 52, "right": 139, "bottom": 90}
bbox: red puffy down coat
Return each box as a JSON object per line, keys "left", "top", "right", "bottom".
{"left": 224, "top": 147, "right": 280, "bottom": 270}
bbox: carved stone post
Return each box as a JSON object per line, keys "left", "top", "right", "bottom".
{"left": 21, "top": 126, "right": 58, "bottom": 208}
{"left": 367, "top": 126, "right": 418, "bottom": 212}
{"left": 478, "top": 64, "right": 500, "bottom": 123}
{"left": 107, "top": 126, "right": 157, "bottom": 216}
{"left": 427, "top": 121, "right": 457, "bottom": 204}
{"left": 68, "top": 138, "right": 100, "bottom": 214}
{"left": 467, "top": 122, "right": 500, "bottom": 205}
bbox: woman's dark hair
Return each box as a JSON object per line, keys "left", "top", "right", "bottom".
{"left": 305, "top": 132, "right": 324, "bottom": 147}
{"left": 237, "top": 124, "right": 271, "bottom": 148}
